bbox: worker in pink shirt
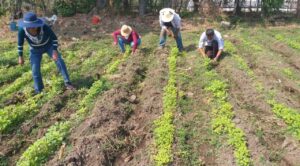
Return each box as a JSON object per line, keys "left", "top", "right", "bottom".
{"left": 112, "top": 25, "right": 141, "bottom": 55}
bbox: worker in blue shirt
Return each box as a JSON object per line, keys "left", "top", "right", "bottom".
{"left": 18, "top": 12, "right": 74, "bottom": 93}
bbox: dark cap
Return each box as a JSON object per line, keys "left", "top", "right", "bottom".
{"left": 206, "top": 29, "right": 214, "bottom": 36}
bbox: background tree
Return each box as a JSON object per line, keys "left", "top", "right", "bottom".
{"left": 297, "top": 0, "right": 300, "bottom": 17}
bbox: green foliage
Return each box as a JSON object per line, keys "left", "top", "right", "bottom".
{"left": 53, "top": 0, "right": 76, "bottom": 17}
{"left": 203, "top": 57, "right": 213, "bottom": 70}
{"left": 17, "top": 121, "right": 71, "bottom": 166}
{"left": 240, "top": 38, "right": 263, "bottom": 52}
{"left": 201, "top": 56, "right": 251, "bottom": 166}
{"left": 225, "top": 41, "right": 255, "bottom": 78}
{"left": 261, "top": 0, "right": 284, "bottom": 15}
{"left": 75, "top": 0, "right": 96, "bottom": 13}
{"left": 282, "top": 68, "right": 293, "bottom": 79}
{"left": 106, "top": 47, "right": 130, "bottom": 74}
{"left": 0, "top": 76, "right": 64, "bottom": 133}
{"left": 154, "top": 48, "right": 178, "bottom": 166}
{"left": 275, "top": 34, "right": 300, "bottom": 50}
{"left": 268, "top": 100, "right": 300, "bottom": 140}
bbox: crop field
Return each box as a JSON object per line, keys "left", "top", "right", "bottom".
{"left": 0, "top": 22, "right": 300, "bottom": 166}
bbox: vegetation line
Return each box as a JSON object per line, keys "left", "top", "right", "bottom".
{"left": 153, "top": 48, "right": 179, "bottom": 166}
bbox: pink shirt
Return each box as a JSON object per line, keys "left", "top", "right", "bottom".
{"left": 112, "top": 29, "right": 140, "bottom": 52}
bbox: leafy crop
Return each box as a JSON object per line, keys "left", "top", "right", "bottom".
{"left": 154, "top": 48, "right": 179, "bottom": 166}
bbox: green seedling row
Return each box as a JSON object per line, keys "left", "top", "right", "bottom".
{"left": 153, "top": 47, "right": 179, "bottom": 166}
{"left": 202, "top": 58, "right": 251, "bottom": 166}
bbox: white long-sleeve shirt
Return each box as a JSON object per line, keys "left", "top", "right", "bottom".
{"left": 198, "top": 30, "right": 224, "bottom": 50}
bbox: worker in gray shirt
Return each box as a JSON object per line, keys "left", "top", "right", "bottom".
{"left": 159, "top": 8, "right": 183, "bottom": 52}
{"left": 198, "top": 29, "right": 224, "bottom": 61}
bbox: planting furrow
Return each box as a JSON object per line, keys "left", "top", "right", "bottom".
{"left": 16, "top": 48, "right": 131, "bottom": 165}
{"left": 47, "top": 45, "right": 154, "bottom": 166}
{"left": 235, "top": 32, "right": 300, "bottom": 109}
{"left": 113, "top": 39, "right": 170, "bottom": 165}
{"left": 243, "top": 29, "right": 300, "bottom": 78}
{"left": 273, "top": 34, "right": 300, "bottom": 50}
{"left": 225, "top": 40, "right": 300, "bottom": 164}
{"left": 216, "top": 40, "right": 299, "bottom": 165}
{"left": 173, "top": 52, "right": 223, "bottom": 165}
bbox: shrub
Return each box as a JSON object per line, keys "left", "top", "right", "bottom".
{"left": 53, "top": 0, "right": 76, "bottom": 17}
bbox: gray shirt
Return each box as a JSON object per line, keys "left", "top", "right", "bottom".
{"left": 159, "top": 11, "right": 181, "bottom": 29}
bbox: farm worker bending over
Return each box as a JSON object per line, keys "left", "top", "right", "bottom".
{"left": 18, "top": 12, "right": 75, "bottom": 93}
{"left": 198, "top": 29, "right": 224, "bottom": 62}
{"left": 159, "top": 8, "right": 183, "bottom": 52}
{"left": 112, "top": 25, "right": 141, "bottom": 55}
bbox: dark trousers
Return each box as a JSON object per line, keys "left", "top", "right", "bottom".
{"left": 205, "top": 40, "right": 219, "bottom": 59}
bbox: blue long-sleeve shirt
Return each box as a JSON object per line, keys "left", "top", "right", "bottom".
{"left": 18, "top": 24, "right": 58, "bottom": 57}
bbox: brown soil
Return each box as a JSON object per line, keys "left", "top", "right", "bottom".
{"left": 228, "top": 38, "right": 300, "bottom": 111}
{"left": 0, "top": 90, "right": 77, "bottom": 165}
{"left": 217, "top": 48, "right": 300, "bottom": 165}
{"left": 270, "top": 42, "right": 300, "bottom": 70}
{"left": 172, "top": 54, "right": 233, "bottom": 166}
{"left": 46, "top": 48, "right": 168, "bottom": 166}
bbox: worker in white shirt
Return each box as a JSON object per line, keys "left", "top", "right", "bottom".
{"left": 198, "top": 29, "right": 224, "bottom": 62}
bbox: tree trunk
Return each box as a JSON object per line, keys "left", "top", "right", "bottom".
{"left": 297, "top": 0, "right": 300, "bottom": 17}
{"left": 193, "top": 0, "right": 198, "bottom": 12}
{"left": 234, "top": 0, "right": 241, "bottom": 15}
{"left": 123, "top": 0, "right": 129, "bottom": 11}
{"left": 139, "top": 0, "right": 147, "bottom": 16}
{"left": 96, "top": 0, "right": 106, "bottom": 10}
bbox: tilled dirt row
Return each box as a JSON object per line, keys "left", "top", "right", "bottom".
{"left": 235, "top": 32, "right": 300, "bottom": 110}
{"left": 46, "top": 48, "right": 169, "bottom": 166}
{"left": 217, "top": 40, "right": 300, "bottom": 165}
{"left": 231, "top": 37, "right": 300, "bottom": 109}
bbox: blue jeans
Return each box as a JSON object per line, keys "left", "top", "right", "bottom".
{"left": 118, "top": 37, "right": 141, "bottom": 53}
{"left": 159, "top": 27, "right": 183, "bottom": 51}
{"left": 30, "top": 45, "right": 70, "bottom": 93}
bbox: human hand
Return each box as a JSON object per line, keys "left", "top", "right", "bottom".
{"left": 52, "top": 50, "right": 58, "bottom": 61}
{"left": 18, "top": 56, "right": 24, "bottom": 65}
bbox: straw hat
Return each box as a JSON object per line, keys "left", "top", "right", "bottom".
{"left": 160, "top": 8, "right": 175, "bottom": 22}
{"left": 121, "top": 25, "right": 132, "bottom": 37}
